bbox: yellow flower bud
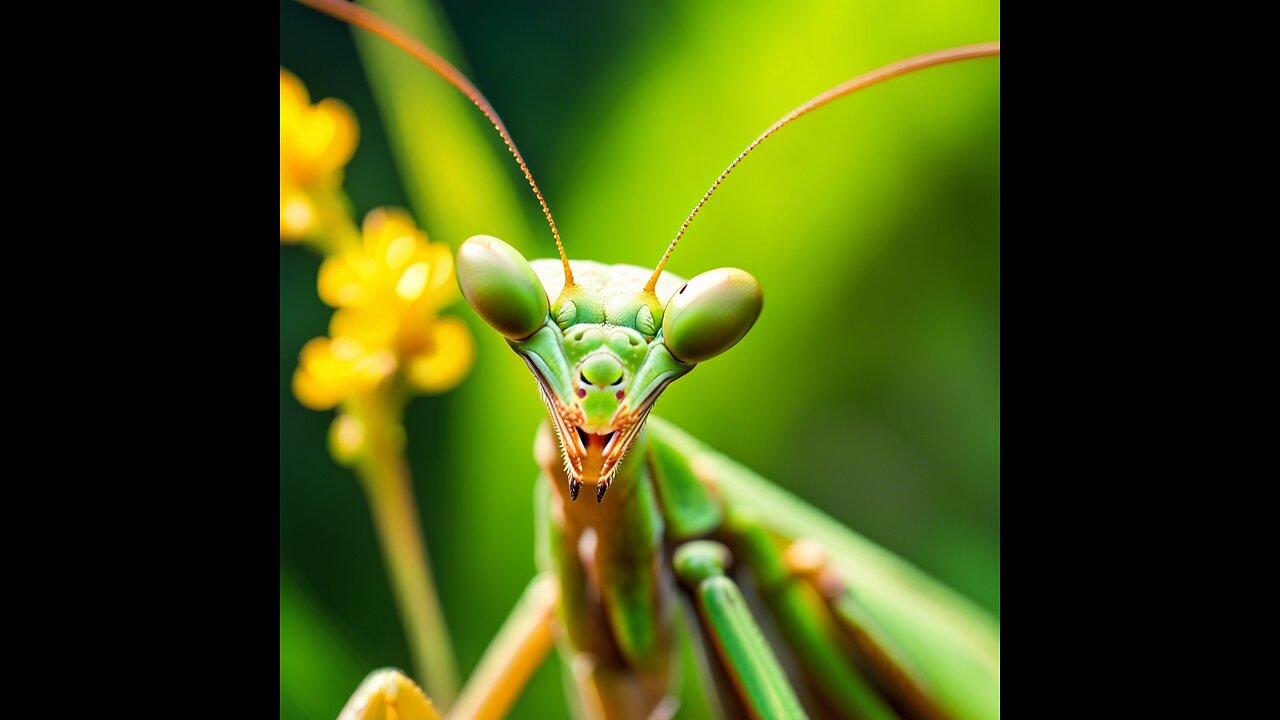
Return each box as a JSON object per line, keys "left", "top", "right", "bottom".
{"left": 328, "top": 414, "right": 366, "bottom": 466}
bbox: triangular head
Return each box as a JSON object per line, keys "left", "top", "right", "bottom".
{"left": 456, "top": 236, "right": 762, "bottom": 503}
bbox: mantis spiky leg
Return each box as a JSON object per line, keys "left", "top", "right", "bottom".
{"left": 673, "top": 541, "right": 808, "bottom": 720}
{"left": 676, "top": 590, "right": 753, "bottom": 720}
{"left": 652, "top": 418, "right": 1000, "bottom": 720}
{"left": 651, "top": 418, "right": 951, "bottom": 719}
{"left": 786, "top": 539, "right": 951, "bottom": 720}
{"left": 447, "top": 575, "right": 559, "bottom": 720}
{"left": 726, "top": 511, "right": 898, "bottom": 720}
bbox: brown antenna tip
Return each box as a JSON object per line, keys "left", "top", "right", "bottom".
{"left": 645, "top": 40, "right": 1000, "bottom": 289}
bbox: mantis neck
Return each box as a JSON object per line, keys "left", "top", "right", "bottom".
{"left": 538, "top": 419, "right": 672, "bottom": 682}
{"left": 536, "top": 417, "right": 666, "bottom": 595}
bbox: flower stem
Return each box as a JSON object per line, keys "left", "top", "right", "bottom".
{"left": 349, "top": 387, "right": 459, "bottom": 705}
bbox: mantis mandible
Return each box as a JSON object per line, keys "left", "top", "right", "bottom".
{"left": 297, "top": 1, "right": 1001, "bottom": 718}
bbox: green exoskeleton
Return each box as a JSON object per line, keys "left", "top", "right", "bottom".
{"left": 298, "top": 1, "right": 999, "bottom": 718}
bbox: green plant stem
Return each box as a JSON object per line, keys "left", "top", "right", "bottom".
{"left": 349, "top": 387, "right": 460, "bottom": 705}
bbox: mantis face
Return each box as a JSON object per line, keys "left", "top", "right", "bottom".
{"left": 456, "top": 235, "right": 762, "bottom": 501}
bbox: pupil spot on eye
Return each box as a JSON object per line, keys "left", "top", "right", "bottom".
{"left": 679, "top": 284, "right": 687, "bottom": 294}
{"left": 580, "top": 372, "right": 589, "bottom": 384}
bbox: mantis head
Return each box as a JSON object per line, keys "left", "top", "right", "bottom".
{"left": 456, "top": 235, "right": 762, "bottom": 502}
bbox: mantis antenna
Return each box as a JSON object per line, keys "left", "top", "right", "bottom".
{"left": 643, "top": 41, "right": 1001, "bottom": 293}
{"left": 295, "top": 0, "right": 575, "bottom": 286}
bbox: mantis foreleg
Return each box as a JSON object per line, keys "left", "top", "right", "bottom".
{"left": 726, "top": 511, "right": 898, "bottom": 720}
{"left": 649, "top": 417, "right": 1000, "bottom": 720}
{"left": 676, "top": 589, "right": 754, "bottom": 720}
{"left": 785, "top": 538, "right": 951, "bottom": 720}
{"left": 673, "top": 540, "right": 809, "bottom": 720}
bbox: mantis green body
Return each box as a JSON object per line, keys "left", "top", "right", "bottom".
{"left": 293, "top": 1, "right": 999, "bottom": 717}
{"left": 454, "top": 250, "right": 999, "bottom": 720}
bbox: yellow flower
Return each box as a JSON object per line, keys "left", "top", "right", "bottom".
{"left": 292, "top": 208, "right": 475, "bottom": 411}
{"left": 292, "top": 336, "right": 398, "bottom": 411}
{"left": 280, "top": 68, "right": 359, "bottom": 242}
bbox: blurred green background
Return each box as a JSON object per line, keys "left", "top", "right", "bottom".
{"left": 280, "top": 0, "right": 999, "bottom": 717}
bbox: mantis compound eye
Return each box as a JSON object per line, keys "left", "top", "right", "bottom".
{"left": 456, "top": 235, "right": 549, "bottom": 341}
{"left": 661, "top": 268, "right": 762, "bottom": 363}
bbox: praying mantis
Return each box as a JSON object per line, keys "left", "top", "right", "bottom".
{"left": 293, "top": 1, "right": 999, "bottom": 718}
